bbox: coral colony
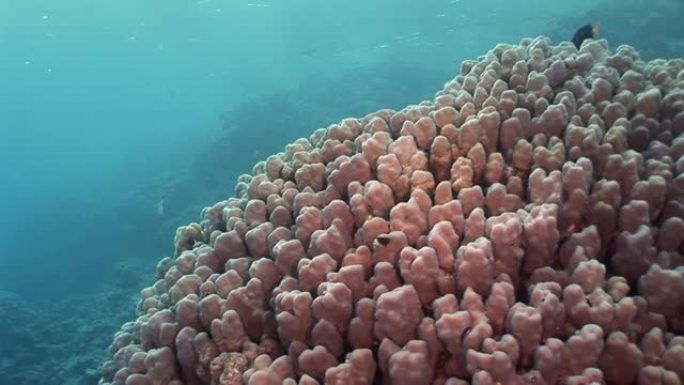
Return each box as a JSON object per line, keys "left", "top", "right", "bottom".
{"left": 100, "top": 37, "right": 684, "bottom": 385}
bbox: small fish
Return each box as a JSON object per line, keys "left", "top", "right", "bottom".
{"left": 300, "top": 48, "right": 317, "bottom": 57}
{"left": 373, "top": 234, "right": 392, "bottom": 249}
{"left": 157, "top": 199, "right": 164, "bottom": 217}
{"left": 571, "top": 23, "right": 600, "bottom": 49}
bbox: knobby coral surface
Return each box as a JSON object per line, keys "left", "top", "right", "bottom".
{"left": 100, "top": 37, "right": 684, "bottom": 385}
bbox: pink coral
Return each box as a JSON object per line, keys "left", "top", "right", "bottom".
{"left": 100, "top": 37, "right": 684, "bottom": 385}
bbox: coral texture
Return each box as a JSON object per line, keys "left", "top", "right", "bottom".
{"left": 100, "top": 36, "right": 684, "bottom": 385}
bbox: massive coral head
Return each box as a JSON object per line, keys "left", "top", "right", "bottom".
{"left": 100, "top": 36, "right": 684, "bottom": 385}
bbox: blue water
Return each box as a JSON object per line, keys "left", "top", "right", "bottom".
{"left": 0, "top": 0, "right": 682, "bottom": 383}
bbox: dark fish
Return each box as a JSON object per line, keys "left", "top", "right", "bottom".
{"left": 373, "top": 234, "right": 391, "bottom": 248}
{"left": 572, "top": 23, "right": 600, "bottom": 49}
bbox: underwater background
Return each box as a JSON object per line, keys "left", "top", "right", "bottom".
{"left": 0, "top": 0, "right": 682, "bottom": 384}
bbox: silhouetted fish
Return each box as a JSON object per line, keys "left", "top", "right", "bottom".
{"left": 572, "top": 23, "right": 600, "bottom": 49}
